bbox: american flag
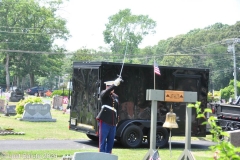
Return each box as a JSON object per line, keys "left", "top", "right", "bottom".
{"left": 154, "top": 61, "right": 161, "bottom": 75}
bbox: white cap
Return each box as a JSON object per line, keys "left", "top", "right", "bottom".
{"left": 104, "top": 81, "right": 114, "bottom": 86}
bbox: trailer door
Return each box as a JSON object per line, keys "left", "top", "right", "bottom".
{"left": 70, "top": 65, "right": 100, "bottom": 136}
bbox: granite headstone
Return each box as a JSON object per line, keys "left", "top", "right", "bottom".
{"left": 227, "top": 130, "right": 240, "bottom": 147}
{"left": 5, "top": 105, "right": 16, "bottom": 115}
{"left": 72, "top": 152, "right": 118, "bottom": 160}
{"left": 52, "top": 96, "right": 63, "bottom": 109}
{"left": 0, "top": 99, "right": 4, "bottom": 113}
{"left": 19, "top": 103, "right": 56, "bottom": 122}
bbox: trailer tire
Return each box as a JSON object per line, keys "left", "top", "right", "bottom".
{"left": 121, "top": 125, "right": 143, "bottom": 148}
{"left": 147, "top": 126, "right": 169, "bottom": 148}
{"left": 86, "top": 134, "right": 99, "bottom": 141}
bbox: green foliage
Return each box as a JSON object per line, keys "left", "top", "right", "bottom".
{"left": 103, "top": 8, "right": 156, "bottom": 55}
{"left": 188, "top": 102, "right": 240, "bottom": 159}
{"left": 221, "top": 80, "right": 240, "bottom": 100}
{"left": 208, "top": 91, "right": 221, "bottom": 102}
{"left": 0, "top": 0, "right": 70, "bottom": 89}
{"left": 15, "top": 97, "right": 43, "bottom": 114}
{"left": 51, "top": 90, "right": 69, "bottom": 97}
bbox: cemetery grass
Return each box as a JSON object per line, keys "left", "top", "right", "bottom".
{"left": 0, "top": 97, "right": 214, "bottom": 159}
{"left": 0, "top": 148, "right": 213, "bottom": 160}
{"left": 1, "top": 98, "right": 213, "bottom": 141}
{"left": 0, "top": 109, "right": 88, "bottom": 140}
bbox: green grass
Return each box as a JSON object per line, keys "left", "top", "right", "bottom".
{"left": 0, "top": 109, "right": 88, "bottom": 140}
{"left": 0, "top": 96, "right": 215, "bottom": 159}
{"left": 0, "top": 149, "right": 214, "bottom": 160}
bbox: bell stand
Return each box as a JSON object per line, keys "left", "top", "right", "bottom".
{"left": 143, "top": 90, "right": 164, "bottom": 160}
{"left": 177, "top": 104, "right": 195, "bottom": 160}
{"left": 143, "top": 90, "right": 197, "bottom": 160}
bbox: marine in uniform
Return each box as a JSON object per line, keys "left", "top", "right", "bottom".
{"left": 96, "top": 77, "right": 122, "bottom": 153}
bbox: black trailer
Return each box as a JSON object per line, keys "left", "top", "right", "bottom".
{"left": 214, "top": 99, "right": 240, "bottom": 131}
{"left": 69, "top": 61, "right": 209, "bottom": 148}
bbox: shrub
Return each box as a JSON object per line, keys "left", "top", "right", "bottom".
{"left": 51, "top": 90, "right": 69, "bottom": 97}
{"left": 188, "top": 102, "right": 240, "bottom": 159}
{"left": 15, "top": 97, "right": 43, "bottom": 115}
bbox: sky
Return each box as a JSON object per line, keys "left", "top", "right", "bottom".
{"left": 56, "top": 0, "right": 240, "bottom": 52}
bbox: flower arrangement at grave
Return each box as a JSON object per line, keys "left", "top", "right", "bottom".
{"left": 0, "top": 126, "right": 25, "bottom": 135}
{"left": 16, "top": 97, "right": 43, "bottom": 115}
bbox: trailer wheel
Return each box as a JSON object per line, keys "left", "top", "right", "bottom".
{"left": 121, "top": 125, "right": 143, "bottom": 148}
{"left": 86, "top": 134, "right": 99, "bottom": 141}
{"left": 147, "top": 126, "right": 169, "bottom": 148}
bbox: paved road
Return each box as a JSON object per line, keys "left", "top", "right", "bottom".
{"left": 0, "top": 139, "right": 216, "bottom": 151}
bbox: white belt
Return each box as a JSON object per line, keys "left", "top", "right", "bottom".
{"left": 102, "top": 105, "right": 116, "bottom": 112}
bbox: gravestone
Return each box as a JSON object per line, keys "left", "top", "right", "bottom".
{"left": 52, "top": 96, "right": 63, "bottom": 109}
{"left": 227, "top": 130, "right": 240, "bottom": 147}
{"left": 9, "top": 89, "right": 24, "bottom": 102}
{"left": 19, "top": 103, "right": 56, "bottom": 122}
{"left": 5, "top": 105, "right": 16, "bottom": 115}
{"left": 0, "top": 99, "right": 4, "bottom": 113}
{"left": 72, "top": 152, "right": 118, "bottom": 160}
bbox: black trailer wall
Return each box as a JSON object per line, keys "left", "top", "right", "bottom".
{"left": 70, "top": 62, "right": 209, "bottom": 137}
{"left": 99, "top": 62, "right": 209, "bottom": 136}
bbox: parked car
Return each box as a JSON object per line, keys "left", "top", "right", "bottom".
{"left": 26, "top": 86, "right": 46, "bottom": 96}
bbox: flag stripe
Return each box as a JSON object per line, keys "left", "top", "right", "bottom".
{"left": 154, "top": 61, "right": 161, "bottom": 75}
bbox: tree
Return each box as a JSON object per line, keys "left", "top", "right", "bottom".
{"left": 221, "top": 79, "right": 240, "bottom": 100}
{"left": 103, "top": 8, "right": 156, "bottom": 56}
{"left": 161, "top": 52, "right": 195, "bottom": 67}
{"left": 0, "top": 0, "right": 69, "bottom": 90}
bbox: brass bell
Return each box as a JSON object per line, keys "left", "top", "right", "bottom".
{"left": 163, "top": 105, "right": 178, "bottom": 128}
{"left": 163, "top": 105, "right": 178, "bottom": 157}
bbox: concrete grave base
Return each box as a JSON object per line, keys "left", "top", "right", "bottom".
{"left": 18, "top": 118, "right": 56, "bottom": 122}
{"left": 72, "top": 152, "right": 118, "bottom": 160}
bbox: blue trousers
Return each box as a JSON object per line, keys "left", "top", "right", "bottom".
{"left": 99, "top": 120, "right": 116, "bottom": 153}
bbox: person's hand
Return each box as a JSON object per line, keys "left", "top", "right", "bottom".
{"left": 114, "top": 77, "right": 122, "bottom": 86}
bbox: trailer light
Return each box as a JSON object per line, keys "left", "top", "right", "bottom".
{"left": 212, "top": 107, "right": 215, "bottom": 114}
{"left": 70, "top": 118, "right": 77, "bottom": 126}
{"left": 77, "top": 123, "right": 94, "bottom": 129}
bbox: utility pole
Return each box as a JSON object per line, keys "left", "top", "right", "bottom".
{"left": 223, "top": 38, "right": 240, "bottom": 99}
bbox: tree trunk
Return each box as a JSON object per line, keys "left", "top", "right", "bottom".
{"left": 17, "top": 76, "right": 20, "bottom": 88}
{"left": 21, "top": 77, "right": 25, "bottom": 90}
{"left": 5, "top": 53, "right": 10, "bottom": 91}
{"left": 29, "top": 73, "right": 34, "bottom": 87}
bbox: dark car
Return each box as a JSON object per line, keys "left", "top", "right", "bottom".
{"left": 26, "top": 86, "right": 46, "bottom": 96}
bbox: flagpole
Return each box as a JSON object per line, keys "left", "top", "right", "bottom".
{"left": 154, "top": 59, "right": 156, "bottom": 90}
